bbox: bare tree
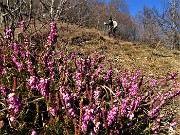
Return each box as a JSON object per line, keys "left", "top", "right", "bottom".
{"left": 0, "top": 0, "right": 33, "bottom": 40}
{"left": 135, "top": 6, "right": 161, "bottom": 43}
{"left": 109, "top": 0, "right": 129, "bottom": 14}
{"left": 154, "top": 0, "right": 180, "bottom": 49}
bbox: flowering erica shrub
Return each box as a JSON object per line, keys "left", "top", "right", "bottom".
{"left": 0, "top": 22, "right": 179, "bottom": 135}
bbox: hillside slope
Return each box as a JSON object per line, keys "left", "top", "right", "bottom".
{"left": 57, "top": 23, "right": 180, "bottom": 134}
{"left": 58, "top": 23, "right": 180, "bottom": 80}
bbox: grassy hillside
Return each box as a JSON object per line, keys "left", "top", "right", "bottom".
{"left": 57, "top": 23, "right": 180, "bottom": 134}
{"left": 58, "top": 23, "right": 180, "bottom": 80}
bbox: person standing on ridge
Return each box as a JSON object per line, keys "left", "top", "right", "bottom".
{"left": 104, "top": 17, "right": 117, "bottom": 38}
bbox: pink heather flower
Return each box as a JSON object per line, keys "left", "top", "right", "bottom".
{"left": 151, "top": 125, "right": 159, "bottom": 132}
{"left": 156, "top": 119, "right": 161, "bottom": 123}
{"left": 85, "top": 55, "right": 91, "bottom": 66}
{"left": 151, "top": 95, "right": 159, "bottom": 103}
{"left": 105, "top": 70, "right": 112, "bottom": 82}
{"left": 47, "top": 61, "right": 55, "bottom": 79}
{"left": 76, "top": 58, "right": 84, "bottom": 71}
{"left": 27, "top": 61, "right": 33, "bottom": 73}
{"left": 170, "top": 121, "right": 177, "bottom": 127}
{"left": 70, "top": 52, "right": 76, "bottom": 60}
{"left": 12, "top": 55, "right": 17, "bottom": 63}
{"left": 46, "top": 22, "right": 57, "bottom": 46}
{"left": 121, "top": 99, "right": 128, "bottom": 116}
{"left": 128, "top": 112, "right": 134, "bottom": 120}
{"left": 68, "top": 108, "right": 76, "bottom": 117}
{"left": 168, "top": 72, "right": 178, "bottom": 80}
{"left": 12, "top": 56, "right": 24, "bottom": 72}
{"left": 81, "top": 106, "right": 95, "bottom": 132}
{"left": 107, "top": 105, "right": 118, "bottom": 126}
{"left": 4, "top": 28, "right": 12, "bottom": 39}
{"left": 2, "top": 68, "right": 7, "bottom": 75}
{"left": 0, "top": 46, "right": 3, "bottom": 73}
{"left": 76, "top": 80, "right": 82, "bottom": 87}
{"left": 90, "top": 131, "right": 95, "bottom": 135}
{"left": 81, "top": 123, "right": 88, "bottom": 133}
{"left": 24, "top": 38, "right": 29, "bottom": 46}
{"left": 150, "top": 79, "right": 158, "bottom": 87}
{"left": 49, "top": 107, "right": 56, "bottom": 116}
{"left": 62, "top": 93, "right": 70, "bottom": 104}
{"left": 61, "top": 90, "right": 76, "bottom": 117}
{"left": 94, "top": 90, "right": 100, "bottom": 105}
{"left": 94, "top": 122, "right": 101, "bottom": 133}
{"left": 0, "top": 86, "right": 10, "bottom": 97}
{"left": 13, "top": 42, "right": 20, "bottom": 55}
{"left": 9, "top": 116, "right": 15, "bottom": 122}
{"left": 76, "top": 72, "right": 82, "bottom": 80}
{"left": 42, "top": 53, "right": 48, "bottom": 65}
{"left": 148, "top": 109, "right": 159, "bottom": 118}
{"left": 20, "top": 20, "right": 25, "bottom": 32}
{"left": 76, "top": 72, "right": 82, "bottom": 88}
{"left": 92, "top": 65, "right": 103, "bottom": 80}
{"left": 27, "top": 76, "right": 38, "bottom": 89}
{"left": 48, "top": 61, "right": 54, "bottom": 71}
{"left": 17, "top": 63, "right": 24, "bottom": 72}
{"left": 129, "top": 83, "right": 138, "bottom": 96}
{"left": 133, "top": 96, "right": 141, "bottom": 111}
{"left": 151, "top": 120, "right": 160, "bottom": 133}
{"left": 127, "top": 122, "right": 133, "bottom": 127}
{"left": 31, "top": 130, "right": 37, "bottom": 135}
{"left": 7, "top": 93, "right": 21, "bottom": 114}
{"left": 131, "top": 70, "right": 140, "bottom": 81}
{"left": 38, "top": 78, "right": 50, "bottom": 97}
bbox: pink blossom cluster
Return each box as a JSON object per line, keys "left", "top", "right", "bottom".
{"left": 75, "top": 71, "right": 82, "bottom": 91}
{"left": 93, "top": 121, "right": 101, "bottom": 133}
{"left": 105, "top": 69, "right": 112, "bottom": 82}
{"left": 6, "top": 93, "right": 22, "bottom": 122}
{"left": 12, "top": 56, "right": 24, "bottom": 72}
{"left": 93, "top": 89, "right": 100, "bottom": 105}
{"left": 76, "top": 58, "right": 84, "bottom": 71}
{"left": 0, "top": 43, "right": 3, "bottom": 74}
{"left": 20, "top": 20, "right": 25, "bottom": 32}
{"left": 31, "top": 130, "right": 37, "bottom": 135}
{"left": 4, "top": 28, "right": 12, "bottom": 40}
{"left": 107, "top": 105, "right": 118, "bottom": 126}
{"left": 91, "top": 64, "right": 103, "bottom": 80}
{"left": 151, "top": 119, "right": 161, "bottom": 133}
{"left": 7, "top": 93, "right": 22, "bottom": 114}
{"left": 24, "top": 38, "right": 30, "bottom": 57}
{"left": 60, "top": 86, "right": 76, "bottom": 117}
{"left": 37, "top": 78, "right": 50, "bottom": 97}
{"left": 27, "top": 60, "right": 34, "bottom": 73}
{"left": 81, "top": 106, "right": 95, "bottom": 133}
{"left": 13, "top": 42, "right": 25, "bottom": 57}
{"left": 49, "top": 107, "right": 56, "bottom": 116}
{"left": 27, "top": 76, "right": 39, "bottom": 89}
{"left": 46, "top": 22, "right": 57, "bottom": 47}
{"left": 148, "top": 83, "right": 180, "bottom": 119}
{"left": 121, "top": 99, "right": 128, "bottom": 117}
{"left": 0, "top": 86, "right": 10, "bottom": 97}
{"left": 42, "top": 51, "right": 55, "bottom": 79}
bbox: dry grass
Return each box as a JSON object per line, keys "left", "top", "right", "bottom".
{"left": 58, "top": 24, "right": 180, "bottom": 79}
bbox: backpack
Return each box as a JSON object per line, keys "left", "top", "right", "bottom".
{"left": 113, "top": 21, "right": 117, "bottom": 28}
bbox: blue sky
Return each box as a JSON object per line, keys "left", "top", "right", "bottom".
{"left": 105, "top": 0, "right": 163, "bottom": 17}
